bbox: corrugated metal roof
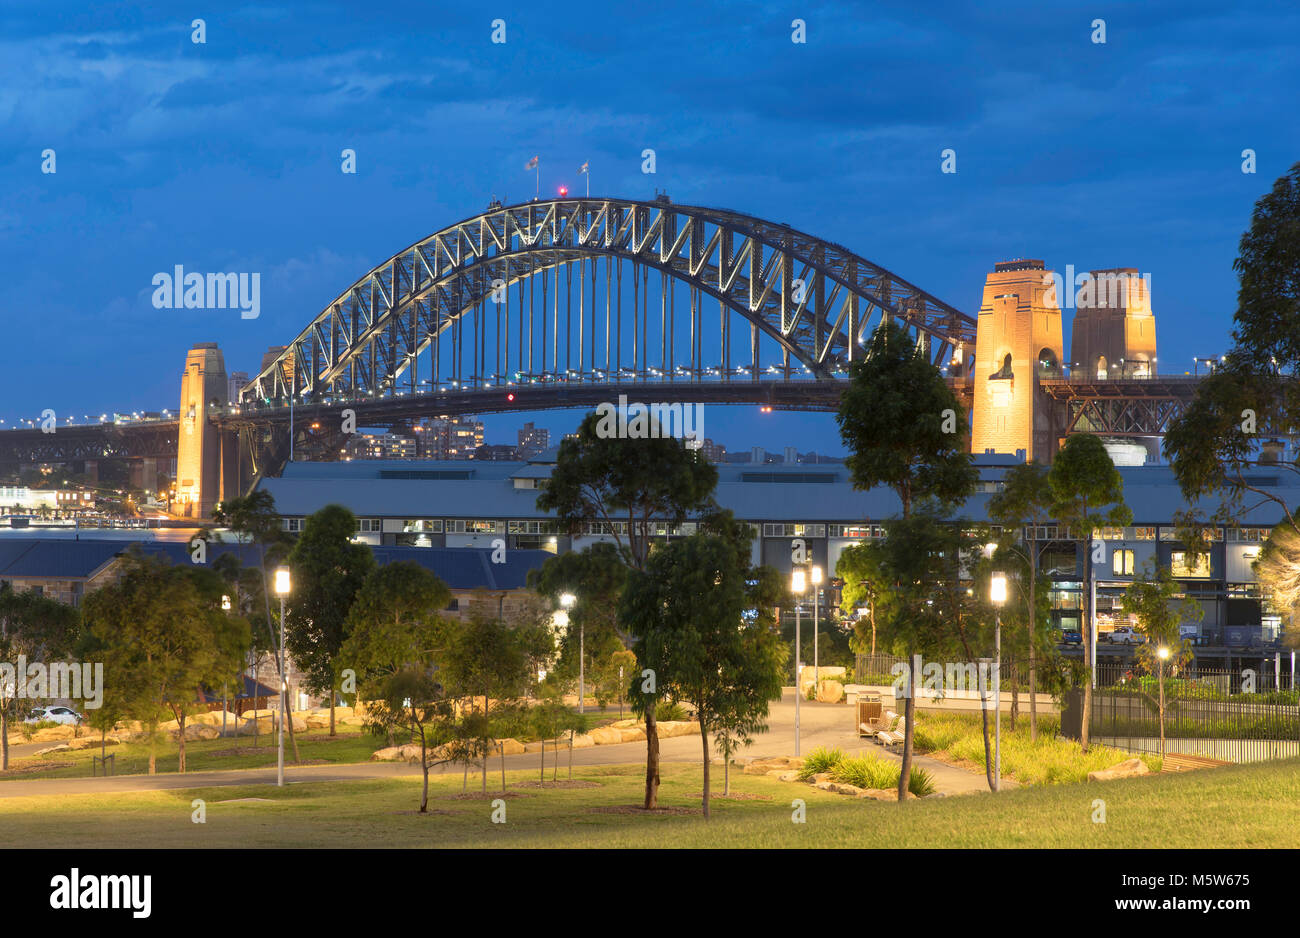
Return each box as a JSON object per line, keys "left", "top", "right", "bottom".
{"left": 0, "top": 539, "right": 550, "bottom": 591}
{"left": 255, "top": 459, "right": 1300, "bottom": 526}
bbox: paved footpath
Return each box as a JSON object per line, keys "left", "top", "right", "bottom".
{"left": 0, "top": 692, "right": 1002, "bottom": 800}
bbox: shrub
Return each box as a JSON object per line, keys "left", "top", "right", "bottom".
{"left": 654, "top": 700, "right": 687, "bottom": 722}
{"left": 797, "top": 746, "right": 845, "bottom": 780}
{"left": 825, "top": 754, "right": 936, "bottom": 796}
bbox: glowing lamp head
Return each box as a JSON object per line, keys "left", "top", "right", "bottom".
{"left": 811, "top": 565, "right": 823, "bottom": 585}
{"left": 559, "top": 592, "right": 576, "bottom": 609}
{"left": 274, "top": 567, "right": 291, "bottom": 596}
{"left": 791, "top": 570, "right": 806, "bottom": 594}
{"left": 1158, "top": 646, "right": 1170, "bottom": 660}
{"left": 558, "top": 185, "right": 568, "bottom": 197}
{"left": 221, "top": 595, "right": 232, "bottom": 611}
{"left": 990, "top": 572, "right": 1007, "bottom": 605}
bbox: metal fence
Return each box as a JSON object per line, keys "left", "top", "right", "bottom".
{"left": 1093, "top": 659, "right": 1295, "bottom": 695}
{"left": 1087, "top": 676, "right": 1300, "bottom": 762}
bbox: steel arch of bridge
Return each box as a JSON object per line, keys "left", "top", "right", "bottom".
{"left": 242, "top": 196, "right": 976, "bottom": 406}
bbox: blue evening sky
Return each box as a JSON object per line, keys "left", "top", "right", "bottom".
{"left": 2, "top": 1, "right": 1297, "bottom": 455}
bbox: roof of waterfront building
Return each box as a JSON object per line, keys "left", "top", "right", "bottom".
{"left": 254, "top": 454, "right": 1300, "bottom": 526}
{"left": 0, "top": 538, "right": 546, "bottom": 590}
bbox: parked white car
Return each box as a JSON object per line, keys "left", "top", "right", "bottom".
{"left": 1107, "top": 626, "right": 1147, "bottom": 646}
{"left": 24, "top": 705, "right": 84, "bottom": 725}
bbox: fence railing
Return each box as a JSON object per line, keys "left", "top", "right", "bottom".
{"left": 1085, "top": 677, "right": 1300, "bottom": 762}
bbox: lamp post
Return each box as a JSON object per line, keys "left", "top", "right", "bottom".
{"left": 990, "top": 571, "right": 1007, "bottom": 793}
{"left": 274, "top": 566, "right": 291, "bottom": 788}
{"left": 221, "top": 595, "right": 232, "bottom": 739}
{"left": 811, "top": 565, "right": 823, "bottom": 695}
{"left": 560, "top": 593, "right": 579, "bottom": 712}
{"left": 791, "top": 569, "right": 806, "bottom": 756}
{"left": 1157, "top": 645, "right": 1170, "bottom": 757}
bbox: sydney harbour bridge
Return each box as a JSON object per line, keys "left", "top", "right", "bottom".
{"left": 0, "top": 194, "right": 1203, "bottom": 509}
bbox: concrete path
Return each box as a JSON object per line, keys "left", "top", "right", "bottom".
{"left": 0, "top": 690, "right": 999, "bottom": 800}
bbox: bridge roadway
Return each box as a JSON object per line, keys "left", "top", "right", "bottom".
{"left": 0, "top": 374, "right": 1207, "bottom": 463}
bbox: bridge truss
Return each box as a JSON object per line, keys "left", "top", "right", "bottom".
{"left": 242, "top": 195, "right": 977, "bottom": 408}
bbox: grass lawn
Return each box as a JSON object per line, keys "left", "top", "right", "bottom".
{"left": 0, "top": 729, "right": 378, "bottom": 780}
{"left": 1, "top": 757, "right": 1296, "bottom": 848}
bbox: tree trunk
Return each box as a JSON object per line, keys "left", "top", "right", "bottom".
{"left": 897, "top": 655, "right": 917, "bottom": 803}
{"left": 568, "top": 730, "right": 573, "bottom": 780}
{"left": 539, "top": 738, "right": 544, "bottom": 782}
{"left": 419, "top": 729, "right": 429, "bottom": 813}
{"left": 643, "top": 709, "right": 661, "bottom": 809}
{"left": 700, "top": 722, "right": 711, "bottom": 819}
{"left": 177, "top": 712, "right": 187, "bottom": 773}
{"left": 287, "top": 694, "right": 300, "bottom": 762}
{"left": 500, "top": 741, "right": 506, "bottom": 793}
{"left": 723, "top": 753, "right": 730, "bottom": 796}
{"left": 1029, "top": 547, "right": 1039, "bottom": 742}
{"left": 979, "top": 672, "right": 995, "bottom": 791}
{"left": 1, "top": 705, "right": 8, "bottom": 771}
{"left": 148, "top": 730, "right": 156, "bottom": 775}
{"left": 329, "top": 693, "right": 336, "bottom": 738}
{"left": 1009, "top": 659, "right": 1019, "bottom": 733}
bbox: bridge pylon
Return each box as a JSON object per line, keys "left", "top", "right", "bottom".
{"left": 177, "top": 343, "right": 240, "bottom": 520}
{"left": 969, "top": 260, "right": 1065, "bottom": 462}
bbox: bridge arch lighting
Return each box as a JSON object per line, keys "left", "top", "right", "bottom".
{"left": 238, "top": 196, "right": 975, "bottom": 410}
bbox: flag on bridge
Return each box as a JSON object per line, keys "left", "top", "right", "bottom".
{"left": 525, "top": 156, "right": 539, "bottom": 170}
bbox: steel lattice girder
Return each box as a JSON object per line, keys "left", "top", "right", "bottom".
{"left": 1064, "top": 397, "right": 1187, "bottom": 436}
{"left": 241, "top": 197, "right": 975, "bottom": 404}
{"left": 0, "top": 424, "right": 178, "bottom": 463}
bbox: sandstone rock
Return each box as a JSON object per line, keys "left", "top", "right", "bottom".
{"left": 615, "top": 727, "right": 646, "bottom": 743}
{"left": 35, "top": 743, "right": 71, "bottom": 755}
{"left": 611, "top": 719, "right": 641, "bottom": 729}
{"left": 588, "top": 727, "right": 623, "bottom": 746}
{"left": 811, "top": 772, "right": 834, "bottom": 784}
{"left": 569, "top": 734, "right": 596, "bottom": 749}
{"left": 816, "top": 680, "right": 845, "bottom": 704}
{"left": 171, "top": 723, "right": 220, "bottom": 741}
{"left": 778, "top": 770, "right": 800, "bottom": 782}
{"left": 31, "top": 725, "right": 77, "bottom": 741}
{"left": 1087, "top": 758, "right": 1151, "bottom": 782}
{"left": 497, "top": 738, "right": 526, "bottom": 755}
{"left": 66, "top": 736, "right": 120, "bottom": 751}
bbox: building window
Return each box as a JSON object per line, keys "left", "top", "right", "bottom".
{"left": 282, "top": 518, "right": 304, "bottom": 532}
{"left": 355, "top": 518, "right": 382, "bottom": 533}
{"left": 1134, "top": 526, "right": 1156, "bottom": 540}
{"left": 1170, "top": 551, "right": 1211, "bottom": 578}
{"left": 1112, "top": 549, "right": 1135, "bottom": 576}
{"left": 762, "top": 523, "right": 827, "bottom": 538}
{"left": 402, "top": 519, "right": 443, "bottom": 533}
{"left": 447, "top": 520, "right": 503, "bottom": 534}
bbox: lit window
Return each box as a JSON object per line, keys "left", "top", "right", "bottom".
{"left": 1112, "top": 549, "right": 1135, "bottom": 576}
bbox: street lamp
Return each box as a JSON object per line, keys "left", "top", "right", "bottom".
{"left": 990, "top": 571, "right": 1007, "bottom": 793}
{"left": 220, "top": 595, "right": 232, "bottom": 737}
{"left": 274, "top": 566, "right": 291, "bottom": 788}
{"left": 791, "top": 569, "right": 807, "bottom": 756}
{"left": 811, "top": 565, "right": 823, "bottom": 695}
{"left": 1157, "top": 645, "right": 1170, "bottom": 757}
{"left": 560, "top": 592, "right": 580, "bottom": 713}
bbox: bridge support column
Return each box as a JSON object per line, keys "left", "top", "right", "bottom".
{"left": 177, "top": 342, "right": 230, "bottom": 520}
{"left": 130, "top": 457, "right": 158, "bottom": 494}
{"left": 969, "top": 260, "right": 1064, "bottom": 462}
